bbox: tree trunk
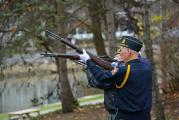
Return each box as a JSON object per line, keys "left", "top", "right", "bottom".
{"left": 142, "top": 0, "right": 166, "bottom": 120}
{"left": 160, "top": 0, "right": 169, "bottom": 93}
{"left": 105, "top": 0, "right": 117, "bottom": 57}
{"left": 56, "top": 0, "right": 75, "bottom": 113}
{"left": 88, "top": 0, "right": 107, "bottom": 56}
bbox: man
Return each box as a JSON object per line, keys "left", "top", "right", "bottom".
{"left": 80, "top": 36, "right": 152, "bottom": 120}
{"left": 86, "top": 57, "right": 124, "bottom": 120}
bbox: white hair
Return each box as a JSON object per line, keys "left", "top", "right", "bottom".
{"left": 129, "top": 49, "right": 139, "bottom": 55}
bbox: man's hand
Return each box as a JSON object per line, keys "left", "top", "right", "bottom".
{"left": 111, "top": 62, "right": 119, "bottom": 68}
{"left": 111, "top": 57, "right": 122, "bottom": 67}
{"left": 79, "top": 49, "right": 90, "bottom": 63}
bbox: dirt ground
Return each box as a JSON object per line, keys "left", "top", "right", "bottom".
{"left": 40, "top": 105, "right": 108, "bottom": 120}
{"left": 162, "top": 92, "right": 179, "bottom": 120}
{"left": 40, "top": 92, "right": 179, "bottom": 120}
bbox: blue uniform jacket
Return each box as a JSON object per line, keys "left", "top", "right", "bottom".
{"left": 86, "top": 62, "right": 124, "bottom": 113}
{"left": 86, "top": 58, "right": 152, "bottom": 113}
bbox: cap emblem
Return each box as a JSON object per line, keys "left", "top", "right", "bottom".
{"left": 121, "top": 39, "right": 126, "bottom": 44}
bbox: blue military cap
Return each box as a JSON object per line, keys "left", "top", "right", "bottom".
{"left": 119, "top": 36, "right": 143, "bottom": 52}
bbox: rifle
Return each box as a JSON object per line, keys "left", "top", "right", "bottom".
{"left": 41, "top": 53, "right": 80, "bottom": 60}
{"left": 45, "top": 30, "right": 114, "bottom": 70}
{"left": 40, "top": 53, "right": 117, "bottom": 63}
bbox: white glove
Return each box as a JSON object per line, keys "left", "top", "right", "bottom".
{"left": 111, "top": 62, "right": 119, "bottom": 68}
{"left": 111, "top": 56, "right": 123, "bottom": 68}
{"left": 79, "top": 49, "right": 90, "bottom": 63}
{"left": 111, "top": 58, "right": 119, "bottom": 74}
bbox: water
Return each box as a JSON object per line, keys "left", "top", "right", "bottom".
{"left": 0, "top": 74, "right": 58, "bottom": 113}
{"left": 0, "top": 51, "right": 101, "bottom": 113}
{"left": 0, "top": 70, "right": 101, "bottom": 113}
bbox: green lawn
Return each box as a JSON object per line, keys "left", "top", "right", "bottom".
{"left": 78, "top": 94, "right": 103, "bottom": 103}
{"left": 0, "top": 94, "right": 104, "bottom": 120}
{"left": 39, "top": 94, "right": 103, "bottom": 112}
{"left": 0, "top": 114, "right": 8, "bottom": 120}
{"left": 39, "top": 102, "right": 61, "bottom": 112}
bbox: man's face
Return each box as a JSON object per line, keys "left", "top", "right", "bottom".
{"left": 115, "top": 46, "right": 131, "bottom": 62}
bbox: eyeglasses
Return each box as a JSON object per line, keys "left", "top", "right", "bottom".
{"left": 115, "top": 47, "right": 130, "bottom": 55}
{"left": 115, "top": 48, "right": 121, "bottom": 55}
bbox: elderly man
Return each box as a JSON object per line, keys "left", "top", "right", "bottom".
{"left": 80, "top": 36, "right": 152, "bottom": 120}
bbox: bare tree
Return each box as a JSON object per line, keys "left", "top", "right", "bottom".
{"left": 87, "top": 0, "right": 107, "bottom": 56}
{"left": 160, "top": 0, "right": 169, "bottom": 93}
{"left": 105, "top": 0, "right": 117, "bottom": 57}
{"left": 142, "top": 0, "right": 166, "bottom": 120}
{"left": 56, "top": 0, "right": 75, "bottom": 113}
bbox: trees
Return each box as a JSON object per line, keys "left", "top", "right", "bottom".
{"left": 142, "top": 0, "right": 166, "bottom": 119}
{"left": 0, "top": 0, "right": 76, "bottom": 112}
{"left": 87, "top": 0, "right": 107, "bottom": 56}
{"left": 56, "top": 0, "right": 75, "bottom": 113}
{"left": 159, "top": 0, "right": 179, "bottom": 92}
{"left": 105, "top": 0, "right": 117, "bottom": 57}
{"left": 1, "top": 0, "right": 179, "bottom": 117}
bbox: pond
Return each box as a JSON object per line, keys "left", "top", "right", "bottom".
{"left": 0, "top": 69, "right": 101, "bottom": 113}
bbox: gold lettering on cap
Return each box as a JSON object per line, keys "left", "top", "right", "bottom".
{"left": 121, "top": 38, "right": 126, "bottom": 44}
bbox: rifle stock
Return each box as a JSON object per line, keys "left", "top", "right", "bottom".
{"left": 45, "top": 30, "right": 114, "bottom": 70}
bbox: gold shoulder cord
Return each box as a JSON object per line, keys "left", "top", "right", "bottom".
{"left": 116, "top": 64, "right": 131, "bottom": 89}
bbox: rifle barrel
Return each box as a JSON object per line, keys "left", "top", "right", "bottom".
{"left": 40, "top": 53, "right": 80, "bottom": 60}
{"left": 41, "top": 53, "right": 116, "bottom": 62}
{"left": 45, "top": 30, "right": 114, "bottom": 70}
{"left": 45, "top": 30, "right": 83, "bottom": 53}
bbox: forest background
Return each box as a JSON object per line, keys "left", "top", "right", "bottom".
{"left": 0, "top": 0, "right": 179, "bottom": 120}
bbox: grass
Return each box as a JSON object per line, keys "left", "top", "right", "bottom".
{"left": 39, "top": 94, "right": 104, "bottom": 112}
{"left": 39, "top": 103, "right": 62, "bottom": 112}
{"left": 0, "top": 114, "right": 8, "bottom": 120}
{"left": 78, "top": 94, "right": 104, "bottom": 103}
{"left": 0, "top": 94, "right": 104, "bottom": 120}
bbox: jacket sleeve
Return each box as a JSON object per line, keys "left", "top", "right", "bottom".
{"left": 86, "top": 68, "right": 115, "bottom": 89}
{"left": 86, "top": 60, "right": 127, "bottom": 88}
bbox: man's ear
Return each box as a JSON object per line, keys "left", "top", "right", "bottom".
{"left": 127, "top": 49, "right": 132, "bottom": 56}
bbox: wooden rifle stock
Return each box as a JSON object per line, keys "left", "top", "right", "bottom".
{"left": 45, "top": 30, "right": 114, "bottom": 70}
